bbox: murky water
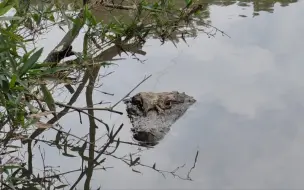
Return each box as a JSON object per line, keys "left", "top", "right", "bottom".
{"left": 34, "top": 1, "right": 304, "bottom": 189}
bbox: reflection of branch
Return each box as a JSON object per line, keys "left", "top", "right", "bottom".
{"left": 84, "top": 65, "right": 99, "bottom": 189}
{"left": 69, "top": 124, "right": 123, "bottom": 190}
{"left": 111, "top": 74, "right": 152, "bottom": 109}
{"left": 194, "top": 20, "right": 230, "bottom": 39}
{"left": 27, "top": 141, "right": 33, "bottom": 175}
{"left": 103, "top": 3, "right": 136, "bottom": 10}
{"left": 109, "top": 154, "right": 191, "bottom": 180}
{"left": 108, "top": 150, "right": 199, "bottom": 181}
{"left": 23, "top": 61, "right": 91, "bottom": 144}
{"left": 52, "top": 102, "right": 110, "bottom": 131}
{"left": 51, "top": 124, "right": 94, "bottom": 146}
{"left": 187, "top": 150, "right": 199, "bottom": 180}
{"left": 32, "top": 167, "right": 112, "bottom": 182}
{"left": 112, "top": 139, "right": 154, "bottom": 148}
{"left": 25, "top": 42, "right": 145, "bottom": 143}
{"left": 55, "top": 102, "right": 123, "bottom": 115}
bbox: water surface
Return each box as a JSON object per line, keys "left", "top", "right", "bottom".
{"left": 36, "top": 1, "right": 304, "bottom": 189}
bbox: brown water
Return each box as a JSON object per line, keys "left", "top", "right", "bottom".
{"left": 34, "top": 1, "right": 304, "bottom": 189}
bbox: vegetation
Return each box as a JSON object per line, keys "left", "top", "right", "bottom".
{"left": 0, "top": 0, "right": 297, "bottom": 189}
{"left": 0, "top": 0, "right": 225, "bottom": 189}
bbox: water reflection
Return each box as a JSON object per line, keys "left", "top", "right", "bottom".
{"left": 89, "top": 1, "right": 304, "bottom": 189}
{"left": 20, "top": 0, "right": 304, "bottom": 189}
{"left": 90, "top": 0, "right": 299, "bottom": 23}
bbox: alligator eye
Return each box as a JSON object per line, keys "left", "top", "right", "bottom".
{"left": 165, "top": 100, "right": 171, "bottom": 106}
{"left": 132, "top": 96, "right": 142, "bottom": 105}
{"left": 134, "top": 99, "right": 141, "bottom": 105}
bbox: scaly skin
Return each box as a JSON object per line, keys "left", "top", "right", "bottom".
{"left": 125, "top": 91, "right": 196, "bottom": 146}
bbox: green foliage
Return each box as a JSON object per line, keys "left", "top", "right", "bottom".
{"left": 0, "top": 0, "right": 221, "bottom": 188}
{"left": 18, "top": 48, "right": 43, "bottom": 77}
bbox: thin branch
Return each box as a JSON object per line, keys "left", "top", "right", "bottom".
{"left": 69, "top": 124, "right": 123, "bottom": 190}
{"left": 84, "top": 65, "right": 99, "bottom": 189}
{"left": 103, "top": 3, "right": 136, "bottom": 10}
{"left": 111, "top": 74, "right": 152, "bottom": 109}
{"left": 187, "top": 150, "right": 199, "bottom": 180}
{"left": 55, "top": 102, "right": 123, "bottom": 115}
{"left": 112, "top": 139, "right": 154, "bottom": 148}
{"left": 32, "top": 167, "right": 113, "bottom": 181}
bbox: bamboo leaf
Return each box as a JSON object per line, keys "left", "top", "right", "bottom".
{"left": 40, "top": 84, "right": 56, "bottom": 112}
{"left": 9, "top": 74, "right": 17, "bottom": 88}
{"left": 0, "top": 4, "right": 14, "bottom": 16}
{"left": 19, "top": 48, "right": 43, "bottom": 77}
{"left": 3, "top": 165, "right": 22, "bottom": 170}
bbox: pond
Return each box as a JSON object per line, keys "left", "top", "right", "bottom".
{"left": 30, "top": 0, "right": 304, "bottom": 189}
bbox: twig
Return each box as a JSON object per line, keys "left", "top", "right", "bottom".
{"left": 112, "top": 139, "right": 154, "bottom": 148}
{"left": 103, "top": 3, "right": 136, "bottom": 10}
{"left": 187, "top": 150, "right": 199, "bottom": 180}
{"left": 50, "top": 125, "right": 95, "bottom": 146}
{"left": 69, "top": 124, "right": 124, "bottom": 190}
{"left": 84, "top": 65, "right": 99, "bottom": 189}
{"left": 111, "top": 74, "right": 152, "bottom": 109}
{"left": 32, "top": 167, "right": 113, "bottom": 181}
{"left": 55, "top": 102, "right": 123, "bottom": 115}
{"left": 109, "top": 154, "right": 191, "bottom": 180}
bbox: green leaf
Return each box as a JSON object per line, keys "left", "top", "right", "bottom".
{"left": 0, "top": 0, "right": 8, "bottom": 9}
{"left": 0, "top": 4, "right": 14, "bottom": 16}
{"left": 60, "top": 9, "right": 72, "bottom": 30}
{"left": 0, "top": 28, "right": 23, "bottom": 41}
{"left": 71, "top": 17, "right": 83, "bottom": 37}
{"left": 22, "top": 48, "right": 36, "bottom": 62}
{"left": 13, "top": 0, "right": 19, "bottom": 8}
{"left": 19, "top": 48, "right": 43, "bottom": 77}
{"left": 14, "top": 93, "right": 22, "bottom": 104}
{"left": 1, "top": 78, "right": 9, "bottom": 92}
{"left": 32, "top": 13, "right": 41, "bottom": 25}
{"left": 49, "top": 14, "right": 55, "bottom": 22}
{"left": 9, "top": 74, "right": 17, "bottom": 89}
{"left": 40, "top": 84, "right": 56, "bottom": 112}
{"left": 3, "top": 165, "right": 22, "bottom": 170}
{"left": 83, "top": 29, "right": 89, "bottom": 58}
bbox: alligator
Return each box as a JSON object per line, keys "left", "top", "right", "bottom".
{"left": 124, "top": 91, "right": 196, "bottom": 147}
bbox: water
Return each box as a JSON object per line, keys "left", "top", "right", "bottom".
{"left": 33, "top": 1, "right": 304, "bottom": 189}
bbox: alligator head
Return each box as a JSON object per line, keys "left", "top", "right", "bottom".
{"left": 124, "top": 91, "right": 196, "bottom": 147}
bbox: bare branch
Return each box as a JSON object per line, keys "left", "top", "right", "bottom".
{"left": 111, "top": 74, "right": 152, "bottom": 109}
{"left": 55, "top": 102, "right": 123, "bottom": 115}
{"left": 187, "top": 150, "right": 199, "bottom": 180}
